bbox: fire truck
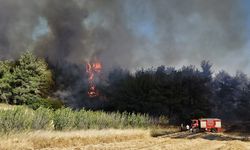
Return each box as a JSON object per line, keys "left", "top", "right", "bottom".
{"left": 191, "top": 118, "right": 222, "bottom": 133}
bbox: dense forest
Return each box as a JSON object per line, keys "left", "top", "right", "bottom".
{"left": 103, "top": 61, "right": 250, "bottom": 123}
{"left": 0, "top": 52, "right": 250, "bottom": 124}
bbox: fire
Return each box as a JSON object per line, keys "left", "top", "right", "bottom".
{"left": 86, "top": 59, "right": 102, "bottom": 97}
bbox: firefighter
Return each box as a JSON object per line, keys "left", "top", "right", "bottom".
{"left": 181, "top": 123, "right": 184, "bottom": 131}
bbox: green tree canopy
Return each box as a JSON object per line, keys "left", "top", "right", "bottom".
{"left": 0, "top": 51, "right": 54, "bottom": 106}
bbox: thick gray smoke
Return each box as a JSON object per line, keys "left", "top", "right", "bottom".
{"left": 35, "top": 0, "right": 88, "bottom": 64}
{"left": 149, "top": 0, "right": 248, "bottom": 73}
{"left": 0, "top": 0, "right": 248, "bottom": 106}
{"left": 0, "top": 0, "right": 248, "bottom": 73}
{"left": 0, "top": 0, "right": 40, "bottom": 59}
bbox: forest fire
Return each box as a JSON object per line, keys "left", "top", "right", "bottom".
{"left": 86, "top": 59, "right": 102, "bottom": 97}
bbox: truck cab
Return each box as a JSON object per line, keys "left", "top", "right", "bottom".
{"left": 192, "top": 119, "right": 199, "bottom": 128}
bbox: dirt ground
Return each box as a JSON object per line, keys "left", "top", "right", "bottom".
{"left": 0, "top": 129, "right": 250, "bottom": 150}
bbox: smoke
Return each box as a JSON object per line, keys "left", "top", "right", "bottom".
{"left": 0, "top": 0, "right": 41, "bottom": 59}
{"left": 0, "top": 0, "right": 248, "bottom": 72}
{"left": 0, "top": 0, "right": 248, "bottom": 107}
{"left": 34, "top": 0, "right": 88, "bottom": 64}
{"left": 149, "top": 0, "right": 248, "bottom": 73}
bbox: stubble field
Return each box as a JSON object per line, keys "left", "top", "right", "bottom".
{"left": 0, "top": 129, "right": 250, "bottom": 150}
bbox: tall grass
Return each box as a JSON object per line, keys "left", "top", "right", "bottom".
{"left": 0, "top": 106, "right": 168, "bottom": 133}
{"left": 0, "top": 107, "right": 31, "bottom": 133}
{"left": 32, "top": 107, "right": 53, "bottom": 130}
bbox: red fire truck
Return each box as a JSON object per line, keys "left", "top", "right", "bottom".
{"left": 191, "top": 118, "right": 222, "bottom": 133}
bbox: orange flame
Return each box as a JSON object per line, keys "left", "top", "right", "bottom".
{"left": 86, "top": 59, "right": 102, "bottom": 97}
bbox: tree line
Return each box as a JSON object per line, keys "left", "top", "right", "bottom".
{"left": 102, "top": 61, "right": 250, "bottom": 123}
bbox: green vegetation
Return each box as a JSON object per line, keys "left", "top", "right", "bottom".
{"left": 0, "top": 51, "right": 63, "bottom": 109}
{"left": 0, "top": 106, "right": 167, "bottom": 133}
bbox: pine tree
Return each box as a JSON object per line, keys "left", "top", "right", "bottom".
{"left": 11, "top": 51, "right": 53, "bottom": 104}
{"left": 0, "top": 61, "right": 13, "bottom": 103}
{"left": 0, "top": 51, "right": 53, "bottom": 105}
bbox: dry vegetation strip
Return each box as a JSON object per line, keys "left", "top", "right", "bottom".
{"left": 0, "top": 129, "right": 149, "bottom": 150}
{"left": 1, "top": 129, "right": 250, "bottom": 150}
{"left": 0, "top": 104, "right": 17, "bottom": 110}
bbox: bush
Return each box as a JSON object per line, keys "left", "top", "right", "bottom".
{"left": 53, "top": 108, "right": 76, "bottom": 130}
{"left": 48, "top": 98, "right": 64, "bottom": 110}
{"left": 0, "top": 105, "right": 169, "bottom": 133}
{"left": 74, "top": 109, "right": 90, "bottom": 129}
{"left": 0, "top": 107, "right": 32, "bottom": 133}
{"left": 159, "top": 115, "right": 169, "bottom": 125}
{"left": 27, "top": 98, "right": 64, "bottom": 110}
{"left": 74, "top": 110, "right": 153, "bottom": 129}
{"left": 32, "top": 107, "right": 53, "bottom": 130}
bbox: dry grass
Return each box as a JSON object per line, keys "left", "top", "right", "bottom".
{"left": 1, "top": 129, "right": 250, "bottom": 150}
{"left": 0, "top": 104, "right": 30, "bottom": 111}
{"left": 0, "top": 104, "right": 15, "bottom": 110}
{"left": 0, "top": 129, "right": 150, "bottom": 150}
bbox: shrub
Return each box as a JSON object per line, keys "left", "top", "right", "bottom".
{"left": 159, "top": 115, "right": 169, "bottom": 125}
{"left": 0, "top": 107, "right": 32, "bottom": 133}
{"left": 32, "top": 107, "right": 53, "bottom": 130}
{"left": 48, "top": 98, "right": 64, "bottom": 110}
{"left": 53, "top": 108, "right": 76, "bottom": 130}
{"left": 74, "top": 109, "right": 90, "bottom": 129}
{"left": 0, "top": 105, "right": 169, "bottom": 133}
{"left": 27, "top": 98, "right": 63, "bottom": 110}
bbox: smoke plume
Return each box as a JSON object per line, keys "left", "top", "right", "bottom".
{"left": 0, "top": 0, "right": 248, "bottom": 72}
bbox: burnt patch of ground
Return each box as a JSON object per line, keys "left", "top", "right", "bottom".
{"left": 202, "top": 133, "right": 250, "bottom": 141}
{"left": 150, "top": 126, "right": 180, "bottom": 137}
{"left": 224, "top": 121, "right": 250, "bottom": 134}
{"left": 153, "top": 129, "right": 250, "bottom": 142}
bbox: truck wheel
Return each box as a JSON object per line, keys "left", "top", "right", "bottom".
{"left": 211, "top": 128, "right": 216, "bottom": 133}
{"left": 192, "top": 128, "right": 199, "bottom": 133}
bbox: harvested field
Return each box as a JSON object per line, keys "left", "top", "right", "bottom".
{"left": 0, "top": 129, "right": 250, "bottom": 150}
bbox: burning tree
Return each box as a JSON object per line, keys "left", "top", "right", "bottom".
{"left": 86, "top": 58, "right": 102, "bottom": 98}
